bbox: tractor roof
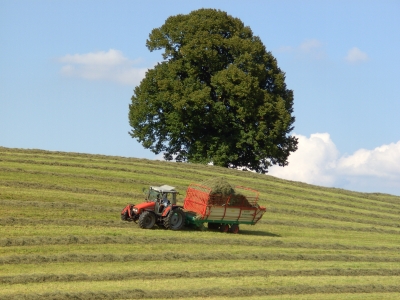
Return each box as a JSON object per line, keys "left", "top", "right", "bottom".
{"left": 150, "top": 185, "right": 178, "bottom": 193}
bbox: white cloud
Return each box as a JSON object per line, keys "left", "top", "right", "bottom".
{"left": 299, "top": 39, "right": 323, "bottom": 53}
{"left": 277, "top": 39, "right": 326, "bottom": 60}
{"left": 268, "top": 133, "right": 339, "bottom": 186}
{"left": 345, "top": 47, "right": 369, "bottom": 63}
{"left": 58, "top": 49, "right": 149, "bottom": 86}
{"left": 59, "top": 49, "right": 130, "bottom": 66}
{"left": 338, "top": 141, "right": 400, "bottom": 178}
{"left": 276, "top": 45, "right": 294, "bottom": 53}
{"left": 268, "top": 133, "right": 400, "bottom": 195}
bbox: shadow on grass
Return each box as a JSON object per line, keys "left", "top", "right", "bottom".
{"left": 238, "top": 230, "right": 281, "bottom": 237}
{"left": 149, "top": 224, "right": 282, "bottom": 237}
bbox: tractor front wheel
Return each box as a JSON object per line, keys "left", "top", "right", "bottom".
{"left": 164, "top": 208, "right": 185, "bottom": 230}
{"left": 121, "top": 211, "right": 128, "bottom": 221}
{"left": 138, "top": 211, "right": 156, "bottom": 229}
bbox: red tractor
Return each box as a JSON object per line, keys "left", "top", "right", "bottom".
{"left": 121, "top": 185, "right": 185, "bottom": 230}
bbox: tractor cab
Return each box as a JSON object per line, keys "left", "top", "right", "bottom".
{"left": 146, "top": 185, "right": 178, "bottom": 215}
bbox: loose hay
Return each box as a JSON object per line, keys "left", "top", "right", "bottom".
{"left": 202, "top": 177, "right": 235, "bottom": 196}
{"left": 199, "top": 177, "right": 255, "bottom": 207}
{"left": 4, "top": 284, "right": 400, "bottom": 299}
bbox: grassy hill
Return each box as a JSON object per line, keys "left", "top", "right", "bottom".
{"left": 0, "top": 146, "right": 399, "bottom": 299}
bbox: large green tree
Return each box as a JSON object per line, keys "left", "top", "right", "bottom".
{"left": 129, "top": 9, "right": 298, "bottom": 173}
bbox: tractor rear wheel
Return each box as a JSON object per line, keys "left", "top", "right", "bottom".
{"left": 164, "top": 208, "right": 185, "bottom": 230}
{"left": 138, "top": 211, "right": 156, "bottom": 229}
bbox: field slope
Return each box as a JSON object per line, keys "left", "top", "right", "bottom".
{"left": 0, "top": 146, "right": 399, "bottom": 300}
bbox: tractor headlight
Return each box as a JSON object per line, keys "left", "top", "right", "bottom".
{"left": 132, "top": 208, "right": 138, "bottom": 214}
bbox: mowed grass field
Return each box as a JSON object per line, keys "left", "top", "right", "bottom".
{"left": 0, "top": 146, "right": 399, "bottom": 300}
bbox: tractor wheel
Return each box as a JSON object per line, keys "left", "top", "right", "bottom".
{"left": 121, "top": 211, "right": 128, "bottom": 221}
{"left": 164, "top": 208, "right": 185, "bottom": 230}
{"left": 220, "top": 224, "right": 229, "bottom": 233}
{"left": 138, "top": 211, "right": 156, "bottom": 229}
{"left": 230, "top": 224, "right": 239, "bottom": 234}
{"left": 208, "top": 222, "right": 220, "bottom": 230}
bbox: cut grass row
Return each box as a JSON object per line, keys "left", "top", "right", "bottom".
{"left": 269, "top": 207, "right": 400, "bottom": 229}
{"left": 2, "top": 235, "right": 399, "bottom": 252}
{"left": 2, "top": 260, "right": 398, "bottom": 277}
{"left": 266, "top": 195, "right": 400, "bottom": 219}
{"left": 0, "top": 200, "right": 120, "bottom": 213}
{"left": 273, "top": 200, "right": 400, "bottom": 222}
{"left": 2, "top": 252, "right": 400, "bottom": 265}
{"left": 0, "top": 180, "right": 139, "bottom": 199}
{"left": 1, "top": 280, "right": 400, "bottom": 300}
{"left": 263, "top": 218, "right": 400, "bottom": 235}
{"left": 0, "top": 186, "right": 132, "bottom": 207}
{"left": 2, "top": 268, "right": 400, "bottom": 284}
{"left": 1, "top": 218, "right": 399, "bottom": 243}
{"left": 265, "top": 188, "right": 400, "bottom": 214}
{"left": 0, "top": 157, "right": 206, "bottom": 189}
{"left": 2, "top": 241, "right": 399, "bottom": 258}
{"left": 1, "top": 217, "right": 399, "bottom": 238}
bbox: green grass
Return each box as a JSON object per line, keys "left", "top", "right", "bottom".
{"left": 0, "top": 146, "right": 399, "bottom": 299}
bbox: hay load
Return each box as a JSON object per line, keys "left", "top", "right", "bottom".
{"left": 201, "top": 177, "right": 234, "bottom": 195}
{"left": 199, "top": 177, "right": 253, "bottom": 207}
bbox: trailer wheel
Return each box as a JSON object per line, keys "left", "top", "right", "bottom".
{"left": 230, "top": 224, "right": 239, "bottom": 234}
{"left": 138, "top": 211, "right": 156, "bottom": 229}
{"left": 220, "top": 224, "right": 229, "bottom": 233}
{"left": 164, "top": 208, "right": 185, "bottom": 230}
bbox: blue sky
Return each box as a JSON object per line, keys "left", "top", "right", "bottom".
{"left": 1, "top": 1, "right": 400, "bottom": 195}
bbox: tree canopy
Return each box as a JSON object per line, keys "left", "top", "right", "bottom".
{"left": 129, "top": 8, "right": 298, "bottom": 173}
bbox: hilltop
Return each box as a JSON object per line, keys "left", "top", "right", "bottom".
{"left": 0, "top": 146, "right": 399, "bottom": 299}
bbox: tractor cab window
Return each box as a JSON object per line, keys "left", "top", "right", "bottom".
{"left": 148, "top": 189, "right": 160, "bottom": 201}
{"left": 161, "top": 193, "right": 170, "bottom": 206}
{"left": 172, "top": 193, "right": 177, "bottom": 204}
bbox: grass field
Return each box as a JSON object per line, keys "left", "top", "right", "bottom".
{"left": 0, "top": 146, "right": 399, "bottom": 299}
